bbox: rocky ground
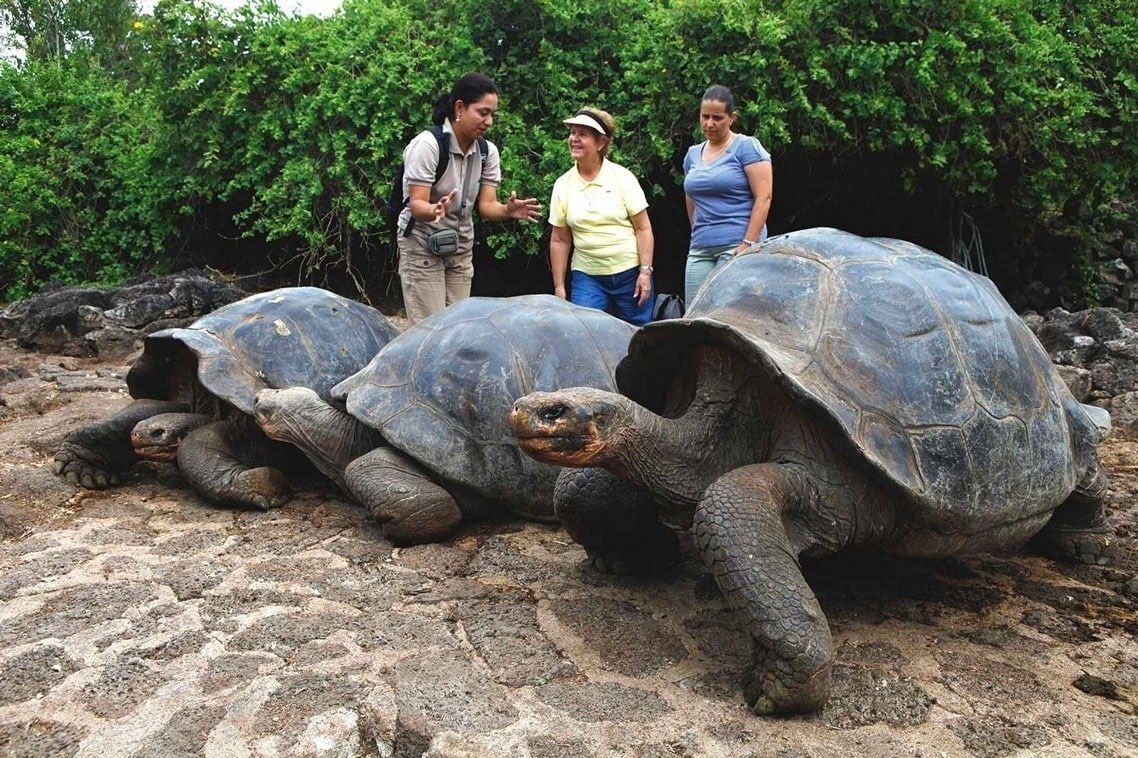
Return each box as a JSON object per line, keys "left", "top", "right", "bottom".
{"left": 0, "top": 338, "right": 1135, "bottom": 758}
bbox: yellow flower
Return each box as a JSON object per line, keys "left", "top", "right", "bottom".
{"left": 132, "top": 20, "right": 144, "bottom": 30}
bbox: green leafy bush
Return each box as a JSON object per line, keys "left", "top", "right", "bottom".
{"left": 620, "top": 0, "right": 1138, "bottom": 285}
{"left": 0, "top": 0, "right": 1135, "bottom": 305}
{"left": 0, "top": 61, "right": 172, "bottom": 300}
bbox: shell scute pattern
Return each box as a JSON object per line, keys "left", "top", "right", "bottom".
{"left": 336, "top": 295, "right": 637, "bottom": 516}
{"left": 620, "top": 228, "right": 1099, "bottom": 525}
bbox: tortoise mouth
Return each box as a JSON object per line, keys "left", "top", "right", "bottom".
{"left": 515, "top": 432, "right": 583, "bottom": 449}
{"left": 515, "top": 433, "right": 602, "bottom": 466}
{"left": 131, "top": 441, "right": 179, "bottom": 462}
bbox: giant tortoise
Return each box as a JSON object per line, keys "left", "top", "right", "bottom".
{"left": 509, "top": 228, "right": 1113, "bottom": 715}
{"left": 252, "top": 295, "right": 637, "bottom": 544}
{"left": 54, "top": 287, "right": 400, "bottom": 509}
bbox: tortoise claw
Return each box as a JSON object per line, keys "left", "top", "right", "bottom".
{"left": 1033, "top": 524, "right": 1115, "bottom": 566}
{"left": 54, "top": 453, "right": 118, "bottom": 490}
{"left": 250, "top": 492, "right": 291, "bottom": 510}
{"left": 235, "top": 468, "right": 291, "bottom": 510}
{"left": 742, "top": 657, "right": 831, "bottom": 716}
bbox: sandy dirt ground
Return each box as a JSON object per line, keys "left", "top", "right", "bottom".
{"left": 0, "top": 338, "right": 1135, "bottom": 758}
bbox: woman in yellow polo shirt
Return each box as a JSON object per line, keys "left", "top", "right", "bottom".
{"left": 548, "top": 108, "right": 655, "bottom": 326}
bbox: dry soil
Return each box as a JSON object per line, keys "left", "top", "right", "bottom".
{"left": 0, "top": 339, "right": 1135, "bottom": 758}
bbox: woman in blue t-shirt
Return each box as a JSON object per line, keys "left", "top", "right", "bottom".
{"left": 682, "top": 85, "right": 773, "bottom": 305}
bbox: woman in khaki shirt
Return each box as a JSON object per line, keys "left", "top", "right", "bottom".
{"left": 397, "top": 72, "right": 542, "bottom": 324}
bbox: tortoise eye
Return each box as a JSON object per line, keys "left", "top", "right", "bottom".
{"left": 539, "top": 404, "right": 568, "bottom": 422}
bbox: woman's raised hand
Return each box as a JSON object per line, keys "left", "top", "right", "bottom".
{"left": 433, "top": 189, "right": 458, "bottom": 222}
{"left": 506, "top": 192, "right": 543, "bottom": 222}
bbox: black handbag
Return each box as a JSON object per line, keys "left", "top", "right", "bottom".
{"left": 652, "top": 293, "right": 684, "bottom": 321}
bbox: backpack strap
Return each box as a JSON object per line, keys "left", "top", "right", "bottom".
{"left": 403, "top": 126, "right": 454, "bottom": 238}
{"left": 429, "top": 124, "right": 451, "bottom": 182}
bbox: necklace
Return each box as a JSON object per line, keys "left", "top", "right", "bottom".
{"left": 703, "top": 133, "right": 734, "bottom": 163}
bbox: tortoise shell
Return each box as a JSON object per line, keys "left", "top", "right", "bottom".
{"left": 616, "top": 228, "right": 1106, "bottom": 524}
{"left": 126, "top": 287, "right": 400, "bottom": 415}
{"left": 334, "top": 295, "right": 636, "bottom": 519}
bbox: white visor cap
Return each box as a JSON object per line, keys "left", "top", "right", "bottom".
{"left": 563, "top": 112, "right": 609, "bottom": 137}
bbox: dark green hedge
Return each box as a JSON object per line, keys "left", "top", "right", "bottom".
{"left": 1, "top": 0, "right": 1135, "bottom": 303}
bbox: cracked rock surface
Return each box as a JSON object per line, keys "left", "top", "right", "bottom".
{"left": 1, "top": 337, "right": 1136, "bottom": 758}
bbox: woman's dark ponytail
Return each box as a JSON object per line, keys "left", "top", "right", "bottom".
{"left": 431, "top": 93, "right": 452, "bottom": 127}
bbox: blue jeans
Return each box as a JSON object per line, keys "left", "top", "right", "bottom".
{"left": 684, "top": 243, "right": 736, "bottom": 305}
{"left": 571, "top": 267, "right": 653, "bottom": 326}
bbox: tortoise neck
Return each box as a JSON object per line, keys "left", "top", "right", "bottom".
{"left": 606, "top": 397, "right": 743, "bottom": 508}
{"left": 607, "top": 345, "right": 773, "bottom": 507}
{"left": 626, "top": 413, "right": 712, "bottom": 508}
{"left": 270, "top": 396, "right": 380, "bottom": 488}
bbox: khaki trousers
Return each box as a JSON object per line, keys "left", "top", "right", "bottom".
{"left": 397, "top": 235, "right": 474, "bottom": 324}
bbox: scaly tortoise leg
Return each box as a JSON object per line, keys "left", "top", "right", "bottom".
{"left": 693, "top": 462, "right": 832, "bottom": 715}
{"left": 343, "top": 446, "right": 463, "bottom": 545}
{"left": 1033, "top": 462, "right": 1113, "bottom": 566}
{"left": 555, "top": 467, "right": 679, "bottom": 575}
{"left": 176, "top": 419, "right": 293, "bottom": 510}
{"left": 54, "top": 399, "right": 190, "bottom": 488}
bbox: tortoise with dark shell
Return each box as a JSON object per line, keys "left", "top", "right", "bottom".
{"left": 509, "top": 228, "right": 1113, "bottom": 715}
{"left": 54, "top": 287, "right": 399, "bottom": 509}
{"left": 253, "top": 295, "right": 637, "bottom": 544}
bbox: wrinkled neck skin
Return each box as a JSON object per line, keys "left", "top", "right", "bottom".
{"left": 277, "top": 400, "right": 383, "bottom": 490}
{"left": 602, "top": 408, "right": 715, "bottom": 510}
{"left": 605, "top": 347, "right": 775, "bottom": 510}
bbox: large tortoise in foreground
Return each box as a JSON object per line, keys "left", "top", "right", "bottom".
{"left": 54, "top": 287, "right": 399, "bottom": 509}
{"left": 509, "top": 228, "right": 1113, "bottom": 715}
{"left": 253, "top": 295, "right": 637, "bottom": 544}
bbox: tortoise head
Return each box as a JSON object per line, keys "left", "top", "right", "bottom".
{"left": 253, "top": 387, "right": 327, "bottom": 446}
{"left": 509, "top": 387, "right": 632, "bottom": 467}
{"left": 131, "top": 412, "right": 210, "bottom": 461}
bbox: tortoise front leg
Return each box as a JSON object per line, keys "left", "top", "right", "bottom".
{"left": 555, "top": 467, "right": 679, "bottom": 574}
{"left": 343, "top": 447, "right": 463, "bottom": 545}
{"left": 693, "top": 462, "right": 832, "bottom": 715}
{"left": 54, "top": 399, "right": 190, "bottom": 488}
{"left": 176, "top": 420, "right": 292, "bottom": 510}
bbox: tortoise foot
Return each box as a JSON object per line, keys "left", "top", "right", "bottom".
{"left": 343, "top": 447, "right": 464, "bottom": 545}
{"left": 742, "top": 656, "right": 831, "bottom": 716}
{"left": 234, "top": 467, "right": 292, "bottom": 510}
{"left": 585, "top": 528, "right": 680, "bottom": 576}
{"left": 380, "top": 492, "right": 463, "bottom": 546}
{"left": 53, "top": 447, "right": 123, "bottom": 489}
{"left": 1033, "top": 523, "right": 1114, "bottom": 566}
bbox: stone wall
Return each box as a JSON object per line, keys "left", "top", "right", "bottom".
{"left": 1091, "top": 237, "right": 1138, "bottom": 312}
